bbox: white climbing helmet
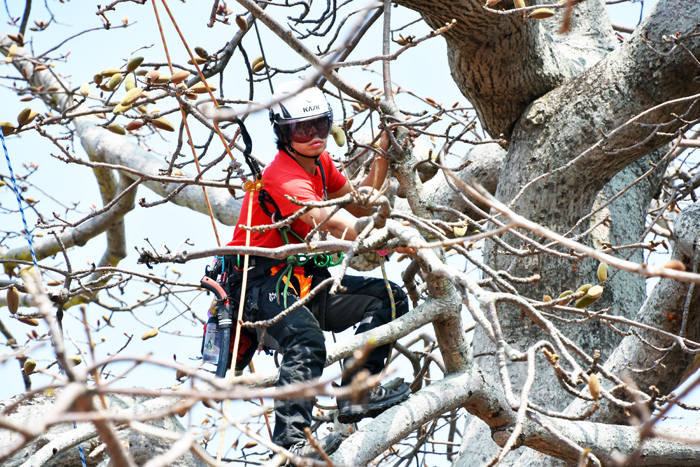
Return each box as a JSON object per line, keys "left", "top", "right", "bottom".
{"left": 269, "top": 81, "right": 333, "bottom": 131}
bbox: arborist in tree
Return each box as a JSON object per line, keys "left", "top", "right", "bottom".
{"left": 223, "top": 81, "right": 411, "bottom": 460}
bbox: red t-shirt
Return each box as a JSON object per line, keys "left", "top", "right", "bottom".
{"left": 228, "top": 150, "right": 347, "bottom": 249}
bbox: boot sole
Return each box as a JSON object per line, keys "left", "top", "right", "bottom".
{"left": 337, "top": 389, "right": 410, "bottom": 424}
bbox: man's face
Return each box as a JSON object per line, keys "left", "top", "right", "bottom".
{"left": 290, "top": 136, "right": 327, "bottom": 157}
{"left": 282, "top": 116, "right": 331, "bottom": 156}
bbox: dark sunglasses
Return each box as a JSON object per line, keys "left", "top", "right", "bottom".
{"left": 281, "top": 116, "right": 332, "bottom": 143}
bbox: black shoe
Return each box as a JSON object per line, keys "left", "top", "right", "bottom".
{"left": 287, "top": 432, "right": 343, "bottom": 462}
{"left": 337, "top": 383, "right": 410, "bottom": 424}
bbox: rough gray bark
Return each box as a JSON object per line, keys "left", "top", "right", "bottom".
{"left": 480, "top": 0, "right": 700, "bottom": 404}
{"left": 448, "top": 0, "right": 700, "bottom": 464}
{"left": 395, "top": 0, "right": 617, "bottom": 140}
{"left": 565, "top": 202, "right": 700, "bottom": 424}
{"left": 394, "top": 142, "right": 506, "bottom": 222}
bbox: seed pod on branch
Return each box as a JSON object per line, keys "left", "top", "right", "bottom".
{"left": 7, "top": 286, "right": 19, "bottom": 314}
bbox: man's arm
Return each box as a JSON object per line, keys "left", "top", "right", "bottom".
{"left": 298, "top": 131, "right": 391, "bottom": 240}
{"left": 328, "top": 131, "right": 391, "bottom": 219}
{"left": 298, "top": 208, "right": 358, "bottom": 241}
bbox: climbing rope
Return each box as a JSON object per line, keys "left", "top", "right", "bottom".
{"left": 151, "top": 0, "right": 222, "bottom": 246}
{"left": 378, "top": 249, "right": 396, "bottom": 377}
{"left": 2, "top": 135, "right": 88, "bottom": 467}
{"left": 1, "top": 132, "right": 39, "bottom": 269}
{"left": 152, "top": 0, "right": 273, "bottom": 454}
{"left": 158, "top": 0, "right": 240, "bottom": 166}
{"left": 378, "top": 250, "right": 396, "bottom": 320}
{"left": 73, "top": 422, "right": 88, "bottom": 467}
{"left": 216, "top": 176, "right": 260, "bottom": 462}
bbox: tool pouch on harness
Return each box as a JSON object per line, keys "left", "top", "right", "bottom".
{"left": 200, "top": 257, "right": 258, "bottom": 376}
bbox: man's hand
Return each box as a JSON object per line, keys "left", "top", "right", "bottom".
{"left": 393, "top": 246, "right": 416, "bottom": 255}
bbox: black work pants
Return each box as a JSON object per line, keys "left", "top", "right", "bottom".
{"left": 247, "top": 269, "right": 408, "bottom": 448}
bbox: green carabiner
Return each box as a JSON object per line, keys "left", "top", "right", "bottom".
{"left": 314, "top": 254, "right": 331, "bottom": 268}
{"left": 329, "top": 252, "right": 344, "bottom": 267}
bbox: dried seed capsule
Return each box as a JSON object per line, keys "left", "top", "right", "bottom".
{"left": 125, "top": 74, "right": 136, "bottom": 92}
{"left": 17, "top": 108, "right": 36, "bottom": 126}
{"left": 7, "top": 286, "right": 19, "bottom": 314}
{"left": 195, "top": 46, "right": 209, "bottom": 59}
{"left": 597, "top": 262, "right": 607, "bottom": 283}
{"left": 542, "top": 295, "right": 552, "bottom": 302}
{"left": 121, "top": 87, "right": 143, "bottom": 106}
{"left": 125, "top": 121, "right": 144, "bottom": 132}
{"left": 253, "top": 60, "right": 265, "bottom": 73}
{"left": 588, "top": 373, "right": 601, "bottom": 399}
{"left": 19, "top": 318, "right": 39, "bottom": 326}
{"left": 23, "top": 359, "right": 36, "bottom": 375}
{"left": 107, "top": 124, "right": 126, "bottom": 135}
{"left": 187, "top": 57, "right": 207, "bottom": 66}
{"left": 151, "top": 118, "right": 175, "bottom": 132}
{"left": 94, "top": 73, "right": 103, "bottom": 85}
{"left": 108, "top": 73, "right": 123, "bottom": 90}
{"left": 330, "top": 124, "right": 346, "bottom": 146}
{"left": 345, "top": 117, "right": 354, "bottom": 131}
{"left": 1, "top": 121, "right": 17, "bottom": 136}
{"left": 189, "top": 82, "right": 216, "bottom": 94}
{"left": 530, "top": 8, "right": 555, "bottom": 19}
{"left": 142, "top": 328, "right": 159, "bottom": 340}
{"left": 146, "top": 70, "right": 161, "bottom": 82}
{"left": 170, "top": 70, "right": 191, "bottom": 84}
{"left": 126, "top": 56, "right": 144, "bottom": 73}
{"left": 235, "top": 15, "right": 248, "bottom": 32}
{"left": 662, "top": 259, "right": 685, "bottom": 271}
{"left": 101, "top": 68, "right": 121, "bottom": 77}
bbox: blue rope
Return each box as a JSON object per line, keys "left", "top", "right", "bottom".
{"left": 73, "top": 422, "right": 88, "bottom": 467}
{"left": 2, "top": 134, "right": 86, "bottom": 467}
{"left": 1, "top": 131, "right": 39, "bottom": 269}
